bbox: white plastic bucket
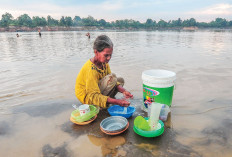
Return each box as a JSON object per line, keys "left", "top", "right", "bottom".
{"left": 142, "top": 69, "right": 176, "bottom": 112}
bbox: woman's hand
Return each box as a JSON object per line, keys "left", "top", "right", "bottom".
{"left": 107, "top": 97, "right": 130, "bottom": 107}
{"left": 123, "top": 90, "right": 133, "bottom": 99}
{"left": 118, "top": 99, "right": 130, "bottom": 107}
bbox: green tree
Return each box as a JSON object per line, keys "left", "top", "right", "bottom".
{"left": 64, "top": 16, "right": 73, "bottom": 27}
{"left": 189, "top": 18, "right": 197, "bottom": 26}
{"left": 153, "top": 20, "right": 157, "bottom": 27}
{"left": 0, "top": 12, "right": 13, "bottom": 27}
{"left": 115, "top": 20, "right": 123, "bottom": 28}
{"left": 98, "top": 19, "right": 107, "bottom": 27}
{"left": 17, "top": 14, "right": 32, "bottom": 27}
{"left": 228, "top": 20, "right": 232, "bottom": 27}
{"left": 81, "top": 16, "right": 97, "bottom": 26}
{"left": 32, "top": 16, "right": 47, "bottom": 27}
{"left": 170, "top": 18, "right": 182, "bottom": 27}
{"left": 157, "top": 19, "right": 167, "bottom": 27}
{"left": 59, "top": 16, "right": 66, "bottom": 26}
{"left": 197, "top": 22, "right": 208, "bottom": 28}
{"left": 128, "top": 19, "right": 141, "bottom": 28}
{"left": 73, "top": 16, "right": 81, "bottom": 26}
{"left": 182, "top": 18, "right": 197, "bottom": 27}
{"left": 47, "top": 15, "right": 58, "bottom": 26}
{"left": 212, "top": 18, "right": 227, "bottom": 27}
{"left": 145, "top": 18, "right": 154, "bottom": 28}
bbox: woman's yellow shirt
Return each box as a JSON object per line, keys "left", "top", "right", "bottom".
{"left": 75, "top": 60, "right": 111, "bottom": 108}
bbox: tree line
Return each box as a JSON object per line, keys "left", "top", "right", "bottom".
{"left": 1, "top": 12, "right": 232, "bottom": 29}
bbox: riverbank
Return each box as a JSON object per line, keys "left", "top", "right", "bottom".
{"left": 1, "top": 26, "right": 231, "bottom": 32}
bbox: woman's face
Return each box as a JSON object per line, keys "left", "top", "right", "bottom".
{"left": 95, "top": 48, "right": 113, "bottom": 64}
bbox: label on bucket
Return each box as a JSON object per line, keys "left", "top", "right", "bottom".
{"left": 143, "top": 84, "right": 174, "bottom": 111}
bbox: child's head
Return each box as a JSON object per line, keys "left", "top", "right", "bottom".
{"left": 93, "top": 35, "right": 113, "bottom": 52}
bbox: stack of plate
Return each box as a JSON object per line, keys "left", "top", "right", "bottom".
{"left": 70, "top": 105, "right": 99, "bottom": 125}
{"left": 100, "top": 116, "right": 129, "bottom": 135}
{"left": 70, "top": 115, "right": 97, "bottom": 125}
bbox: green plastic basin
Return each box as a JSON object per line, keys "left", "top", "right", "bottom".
{"left": 133, "top": 118, "right": 164, "bottom": 137}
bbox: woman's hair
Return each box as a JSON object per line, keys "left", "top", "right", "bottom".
{"left": 93, "top": 35, "right": 113, "bottom": 52}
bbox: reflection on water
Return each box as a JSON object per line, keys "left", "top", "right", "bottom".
{"left": 135, "top": 143, "right": 159, "bottom": 156}
{"left": 88, "top": 135, "right": 126, "bottom": 156}
{"left": 0, "top": 30, "right": 232, "bottom": 157}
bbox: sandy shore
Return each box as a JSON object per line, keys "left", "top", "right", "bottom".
{"left": 0, "top": 97, "right": 202, "bottom": 157}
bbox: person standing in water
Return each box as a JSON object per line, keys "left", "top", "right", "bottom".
{"left": 75, "top": 35, "right": 133, "bottom": 108}
{"left": 86, "top": 32, "right": 90, "bottom": 39}
{"left": 38, "top": 29, "right": 41, "bottom": 37}
{"left": 16, "top": 33, "right": 19, "bottom": 37}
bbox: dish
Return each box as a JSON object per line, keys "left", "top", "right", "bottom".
{"left": 70, "top": 115, "right": 97, "bottom": 125}
{"left": 100, "top": 122, "right": 129, "bottom": 135}
{"left": 71, "top": 105, "right": 99, "bottom": 123}
{"left": 107, "top": 105, "right": 136, "bottom": 118}
{"left": 100, "top": 116, "right": 128, "bottom": 132}
{"left": 133, "top": 119, "right": 164, "bottom": 137}
{"left": 133, "top": 125, "right": 164, "bottom": 137}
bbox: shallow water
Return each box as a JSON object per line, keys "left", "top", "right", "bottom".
{"left": 0, "top": 30, "right": 232, "bottom": 157}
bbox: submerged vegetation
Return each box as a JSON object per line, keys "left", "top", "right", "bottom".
{"left": 0, "top": 12, "right": 232, "bottom": 30}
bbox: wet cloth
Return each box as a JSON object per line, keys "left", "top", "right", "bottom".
{"left": 75, "top": 60, "right": 122, "bottom": 108}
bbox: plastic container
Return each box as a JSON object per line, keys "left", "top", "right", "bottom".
{"left": 100, "top": 116, "right": 128, "bottom": 133}
{"left": 133, "top": 118, "right": 164, "bottom": 137}
{"left": 70, "top": 115, "right": 97, "bottom": 125}
{"left": 142, "top": 69, "right": 176, "bottom": 112}
{"left": 107, "top": 105, "right": 136, "bottom": 118}
{"left": 79, "top": 104, "right": 90, "bottom": 116}
{"left": 71, "top": 105, "right": 99, "bottom": 122}
{"left": 100, "top": 122, "right": 129, "bottom": 135}
{"left": 149, "top": 102, "right": 163, "bottom": 130}
{"left": 159, "top": 105, "right": 170, "bottom": 121}
{"left": 134, "top": 116, "right": 150, "bottom": 131}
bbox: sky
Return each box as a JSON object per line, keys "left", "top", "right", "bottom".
{"left": 0, "top": 0, "right": 232, "bottom": 22}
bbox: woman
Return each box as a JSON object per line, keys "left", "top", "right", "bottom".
{"left": 75, "top": 35, "right": 133, "bottom": 108}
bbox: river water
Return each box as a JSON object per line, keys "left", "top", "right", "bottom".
{"left": 0, "top": 30, "right": 232, "bottom": 157}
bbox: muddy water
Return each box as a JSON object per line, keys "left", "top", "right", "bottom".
{"left": 0, "top": 30, "right": 232, "bottom": 157}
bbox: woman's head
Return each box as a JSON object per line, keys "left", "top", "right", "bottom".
{"left": 93, "top": 35, "right": 113, "bottom": 52}
{"left": 93, "top": 35, "right": 113, "bottom": 63}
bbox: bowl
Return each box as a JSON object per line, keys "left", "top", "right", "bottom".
{"left": 133, "top": 118, "right": 164, "bottom": 137}
{"left": 70, "top": 115, "right": 97, "bottom": 125}
{"left": 107, "top": 105, "right": 136, "bottom": 118}
{"left": 71, "top": 105, "right": 99, "bottom": 122}
{"left": 100, "top": 122, "right": 129, "bottom": 135}
{"left": 100, "top": 116, "right": 128, "bottom": 133}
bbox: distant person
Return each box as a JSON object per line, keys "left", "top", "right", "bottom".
{"left": 86, "top": 32, "right": 90, "bottom": 39}
{"left": 38, "top": 30, "right": 41, "bottom": 37}
{"left": 16, "top": 33, "right": 19, "bottom": 37}
{"left": 75, "top": 35, "right": 133, "bottom": 108}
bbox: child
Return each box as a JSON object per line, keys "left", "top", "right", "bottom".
{"left": 75, "top": 35, "right": 133, "bottom": 108}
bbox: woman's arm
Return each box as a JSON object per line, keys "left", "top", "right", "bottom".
{"left": 116, "top": 85, "right": 133, "bottom": 99}
{"left": 106, "top": 85, "right": 134, "bottom": 107}
{"left": 107, "top": 97, "right": 130, "bottom": 107}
